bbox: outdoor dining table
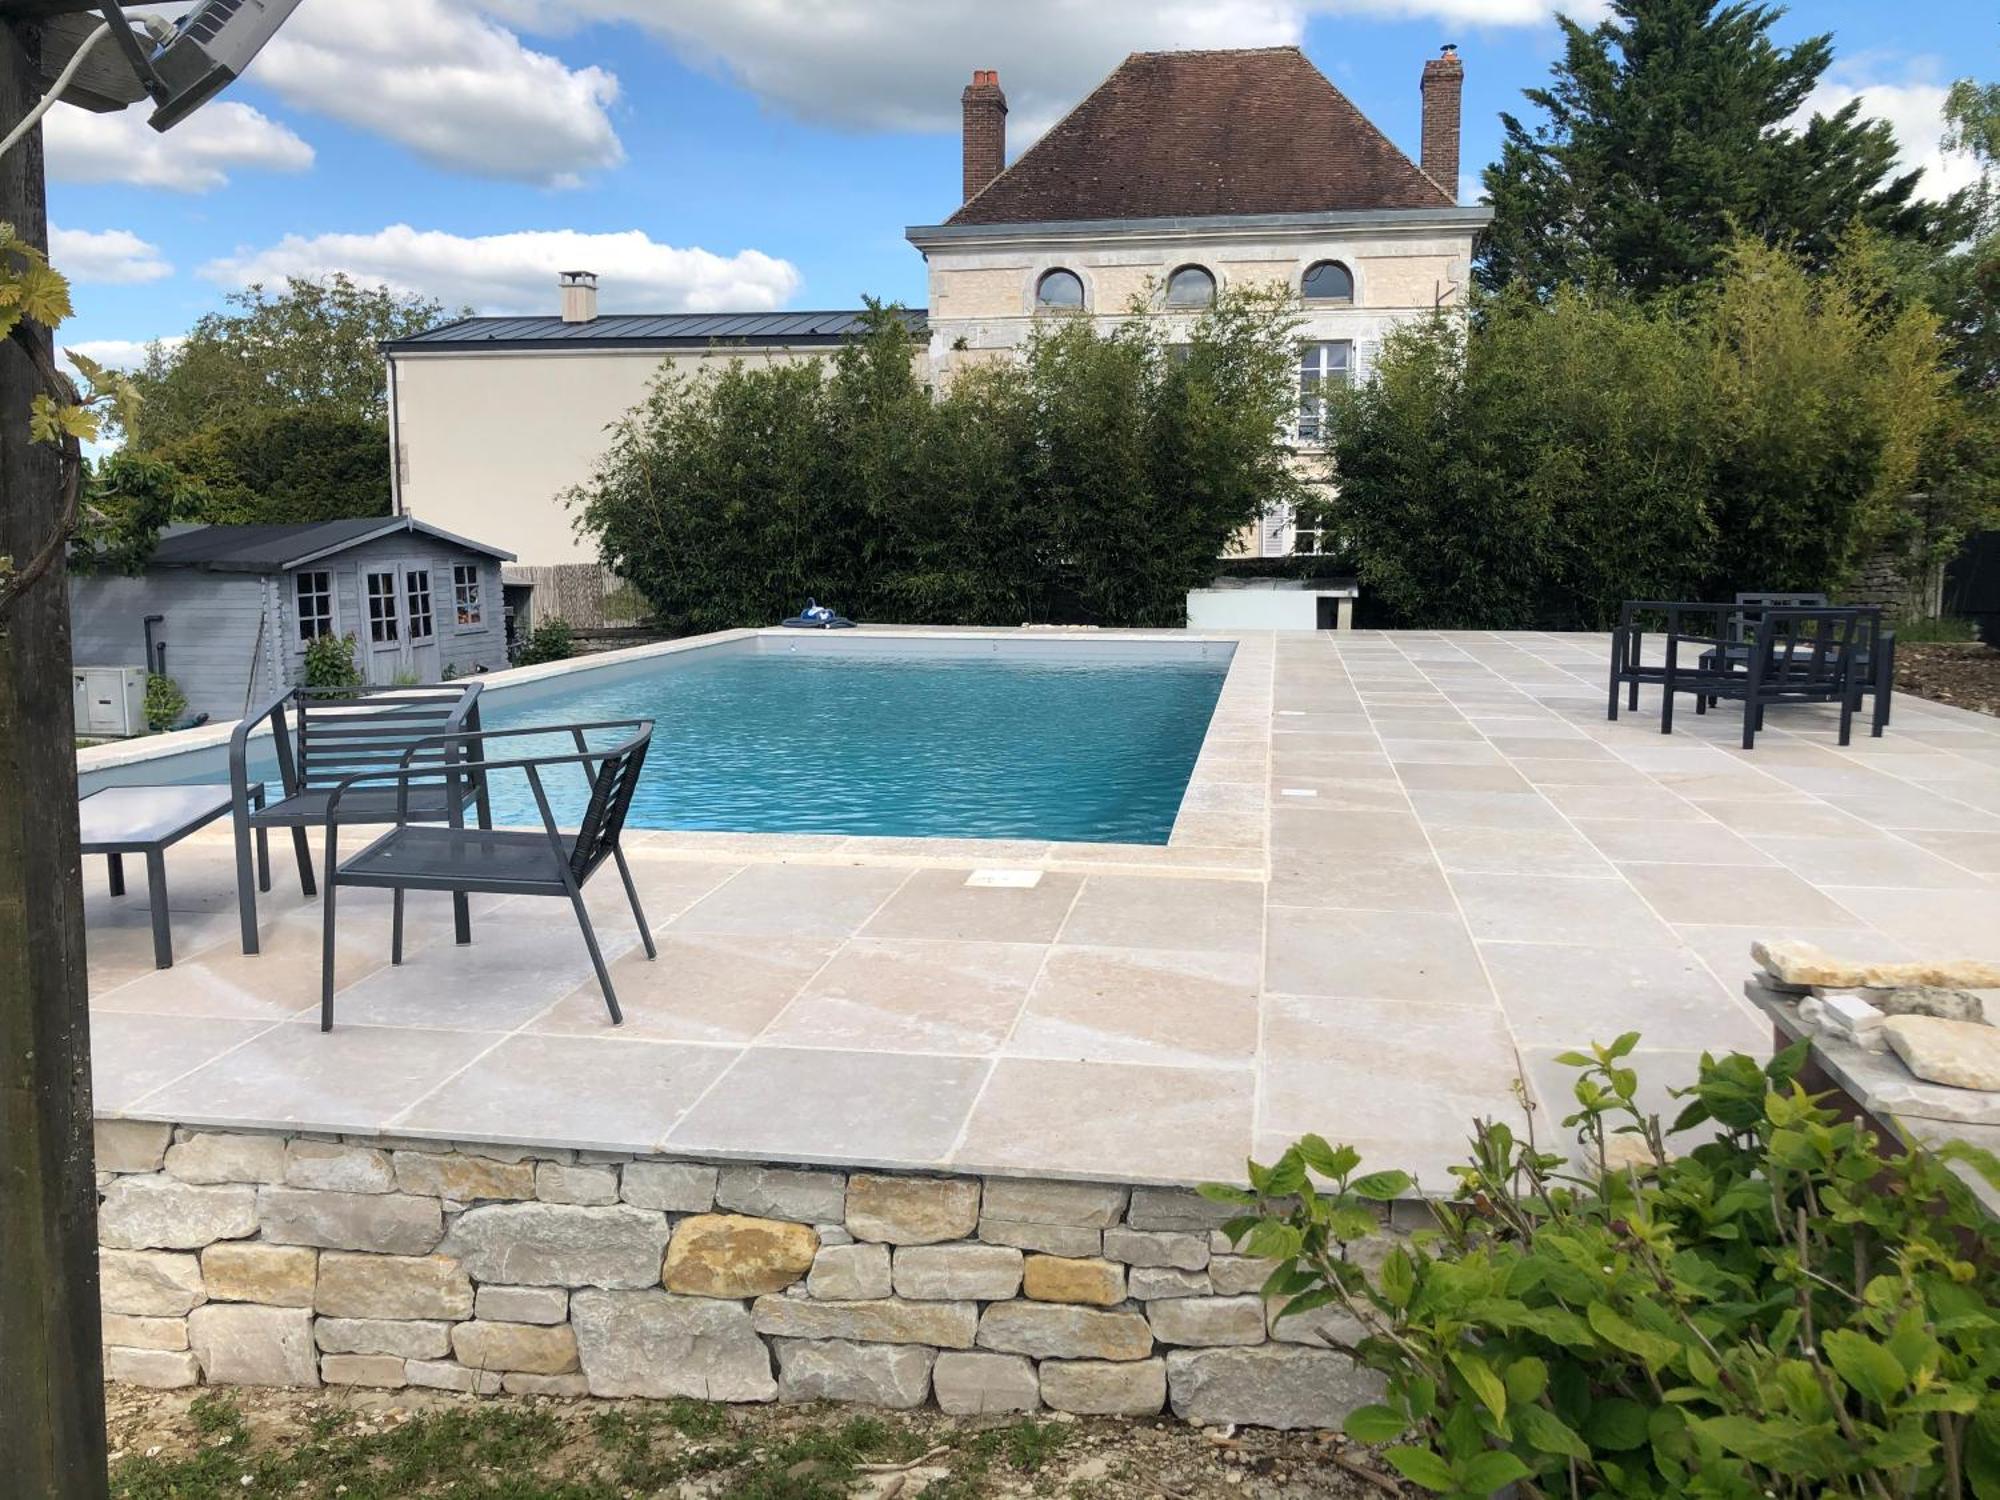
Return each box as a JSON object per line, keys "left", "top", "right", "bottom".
{"left": 78, "top": 783, "right": 267, "bottom": 968}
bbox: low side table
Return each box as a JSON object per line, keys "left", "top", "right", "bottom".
{"left": 79, "top": 784, "right": 267, "bottom": 968}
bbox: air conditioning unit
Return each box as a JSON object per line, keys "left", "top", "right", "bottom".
{"left": 73, "top": 665, "right": 150, "bottom": 738}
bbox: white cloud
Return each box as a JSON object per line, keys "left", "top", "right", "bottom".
{"left": 60, "top": 336, "right": 183, "bottom": 384}
{"left": 252, "top": 0, "right": 621, "bottom": 186}
{"left": 45, "top": 100, "right": 313, "bottom": 192}
{"left": 1804, "top": 68, "right": 1982, "bottom": 203}
{"left": 49, "top": 227, "right": 172, "bottom": 285}
{"left": 199, "top": 225, "right": 801, "bottom": 314}
{"left": 492, "top": 0, "right": 1582, "bottom": 141}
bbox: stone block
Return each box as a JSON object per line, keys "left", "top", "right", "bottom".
{"left": 451, "top": 1320, "right": 580, "bottom": 1375}
{"left": 1129, "top": 1267, "right": 1210, "bottom": 1300}
{"left": 201, "top": 1243, "right": 317, "bottom": 1307}
{"left": 315, "top": 1252, "right": 473, "bottom": 1320}
{"left": 315, "top": 1318, "right": 452, "bottom": 1359}
{"left": 978, "top": 1219, "right": 1103, "bottom": 1258}
{"left": 95, "top": 1120, "right": 172, "bottom": 1174}
{"left": 99, "top": 1178, "right": 258, "bottom": 1250}
{"left": 100, "top": 1249, "right": 205, "bottom": 1315}
{"left": 892, "top": 1244, "right": 1022, "bottom": 1302}
{"left": 164, "top": 1132, "right": 287, "bottom": 1185}
{"left": 1269, "top": 1297, "right": 1365, "bottom": 1348}
{"left": 1149, "top": 1296, "right": 1265, "bottom": 1347}
{"left": 1022, "top": 1255, "right": 1124, "bottom": 1307}
{"left": 1125, "top": 1187, "right": 1238, "bottom": 1233}
{"left": 504, "top": 1372, "right": 590, "bottom": 1396}
{"left": 572, "top": 1289, "right": 776, "bottom": 1401}
{"left": 104, "top": 1347, "right": 201, "bottom": 1389}
{"left": 475, "top": 1285, "right": 568, "bottom": 1325}
{"left": 536, "top": 1162, "right": 620, "bottom": 1206}
{"left": 1166, "top": 1346, "right": 1383, "bottom": 1429}
{"left": 751, "top": 1296, "right": 977, "bottom": 1349}
{"left": 1040, "top": 1357, "right": 1167, "bottom": 1416}
{"left": 321, "top": 1354, "right": 409, "bottom": 1388}
{"left": 256, "top": 1188, "right": 443, "bottom": 1256}
{"left": 391, "top": 1151, "right": 536, "bottom": 1202}
{"left": 715, "top": 1165, "right": 845, "bottom": 1223}
{"left": 1104, "top": 1227, "right": 1209, "bottom": 1271}
{"left": 776, "top": 1339, "right": 934, "bottom": 1409}
{"left": 101, "top": 1313, "right": 188, "bottom": 1351}
{"left": 665, "top": 1215, "right": 818, "bottom": 1297}
{"left": 439, "top": 1202, "right": 669, "bottom": 1289}
{"left": 1753, "top": 940, "right": 2000, "bottom": 993}
{"left": 933, "top": 1351, "right": 1040, "bottom": 1415}
{"left": 980, "top": 1179, "right": 1127, "bottom": 1227}
{"left": 188, "top": 1304, "right": 319, "bottom": 1387}
{"left": 620, "top": 1160, "right": 718, "bottom": 1213}
{"left": 1884, "top": 1016, "right": 2000, "bottom": 1096}
{"left": 976, "top": 1302, "right": 1152, "bottom": 1361}
{"left": 1208, "top": 1255, "right": 1277, "bottom": 1296}
{"left": 846, "top": 1175, "right": 979, "bottom": 1245}
{"left": 808, "top": 1242, "right": 892, "bottom": 1301}
{"left": 406, "top": 1359, "right": 503, "bottom": 1394}
{"left": 284, "top": 1141, "right": 394, "bottom": 1194}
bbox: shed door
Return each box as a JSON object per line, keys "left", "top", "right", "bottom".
{"left": 362, "top": 565, "right": 441, "bottom": 684}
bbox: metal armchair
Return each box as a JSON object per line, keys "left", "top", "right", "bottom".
{"left": 317, "top": 719, "right": 657, "bottom": 1031}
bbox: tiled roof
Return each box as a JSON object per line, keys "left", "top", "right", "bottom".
{"left": 148, "top": 518, "right": 514, "bottom": 571}
{"left": 386, "top": 308, "right": 928, "bottom": 352}
{"left": 947, "top": 47, "right": 1453, "bottom": 226}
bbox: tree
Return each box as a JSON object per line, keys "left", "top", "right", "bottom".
{"left": 125, "top": 273, "right": 446, "bottom": 449}
{"left": 68, "top": 451, "right": 206, "bottom": 574}
{"left": 1479, "top": 0, "right": 1966, "bottom": 299}
{"left": 151, "top": 407, "right": 391, "bottom": 524}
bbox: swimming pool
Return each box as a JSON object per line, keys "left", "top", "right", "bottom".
{"left": 478, "top": 636, "right": 1232, "bottom": 843}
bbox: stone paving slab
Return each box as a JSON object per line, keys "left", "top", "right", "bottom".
{"left": 84, "top": 629, "right": 2000, "bottom": 1190}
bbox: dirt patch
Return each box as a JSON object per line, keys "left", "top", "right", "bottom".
{"left": 1895, "top": 642, "right": 2000, "bottom": 718}
{"left": 105, "top": 1383, "right": 1406, "bottom": 1499}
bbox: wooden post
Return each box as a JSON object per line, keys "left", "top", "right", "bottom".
{"left": 0, "top": 16, "right": 112, "bottom": 1498}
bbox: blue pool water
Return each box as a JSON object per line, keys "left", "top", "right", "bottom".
{"left": 476, "top": 643, "right": 1230, "bottom": 844}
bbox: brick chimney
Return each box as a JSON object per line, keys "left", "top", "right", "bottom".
{"left": 1420, "top": 45, "right": 1463, "bottom": 201}
{"left": 961, "top": 69, "right": 1007, "bottom": 204}
{"left": 559, "top": 269, "right": 598, "bottom": 323}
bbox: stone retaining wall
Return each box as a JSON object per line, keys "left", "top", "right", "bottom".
{"left": 92, "top": 1121, "right": 1385, "bottom": 1429}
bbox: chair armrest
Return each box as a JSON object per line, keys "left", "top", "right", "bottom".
{"left": 229, "top": 690, "right": 293, "bottom": 806}
{"left": 322, "top": 733, "right": 651, "bottom": 827}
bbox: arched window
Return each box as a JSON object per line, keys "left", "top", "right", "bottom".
{"left": 1302, "top": 260, "right": 1354, "bottom": 303}
{"left": 1035, "top": 268, "right": 1085, "bottom": 310}
{"left": 1165, "top": 264, "right": 1215, "bottom": 308}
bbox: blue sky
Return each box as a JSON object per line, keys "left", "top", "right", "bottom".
{"left": 44, "top": 0, "right": 1992, "bottom": 369}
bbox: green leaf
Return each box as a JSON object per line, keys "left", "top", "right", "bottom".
{"left": 1821, "top": 1329, "right": 1907, "bottom": 1407}
{"left": 1504, "top": 1357, "right": 1547, "bottom": 1407}
{"left": 1350, "top": 1169, "right": 1413, "bottom": 1201}
{"left": 1582, "top": 1398, "right": 1650, "bottom": 1452}
{"left": 1196, "top": 1182, "right": 1256, "bottom": 1207}
{"left": 1457, "top": 1451, "right": 1531, "bottom": 1494}
{"left": 1587, "top": 1301, "right": 1680, "bottom": 1370}
{"left": 1345, "top": 1405, "right": 1409, "bottom": 1444}
{"left": 1515, "top": 1403, "right": 1590, "bottom": 1459}
{"left": 1383, "top": 1446, "right": 1455, "bottom": 1492}
{"left": 1296, "top": 1134, "right": 1360, "bottom": 1180}
{"left": 1451, "top": 1350, "right": 1508, "bottom": 1423}
{"left": 1378, "top": 1247, "right": 1416, "bottom": 1311}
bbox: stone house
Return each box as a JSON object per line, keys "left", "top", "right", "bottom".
{"left": 386, "top": 44, "right": 1489, "bottom": 580}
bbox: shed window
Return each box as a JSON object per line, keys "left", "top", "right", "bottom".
{"left": 295, "top": 570, "right": 334, "bottom": 641}
{"left": 1035, "top": 268, "right": 1085, "bottom": 310}
{"left": 1302, "top": 260, "right": 1354, "bottom": 303}
{"left": 1297, "top": 341, "right": 1352, "bottom": 443}
{"left": 1165, "top": 265, "right": 1215, "bottom": 308}
{"left": 366, "top": 571, "right": 400, "bottom": 644}
{"left": 453, "top": 564, "right": 483, "bottom": 626}
{"left": 405, "top": 569, "right": 434, "bottom": 643}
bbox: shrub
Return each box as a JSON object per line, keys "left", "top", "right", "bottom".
{"left": 1208, "top": 1037, "right": 2000, "bottom": 1500}
{"left": 302, "top": 632, "right": 361, "bottom": 692}
{"left": 142, "top": 673, "right": 186, "bottom": 731}
{"left": 512, "top": 618, "right": 574, "bottom": 666}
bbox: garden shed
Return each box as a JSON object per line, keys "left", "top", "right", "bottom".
{"left": 70, "top": 517, "right": 516, "bottom": 724}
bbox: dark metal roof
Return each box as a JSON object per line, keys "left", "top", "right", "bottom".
{"left": 148, "top": 518, "right": 515, "bottom": 572}
{"left": 384, "top": 307, "right": 928, "bottom": 354}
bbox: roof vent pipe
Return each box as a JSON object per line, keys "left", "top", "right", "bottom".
{"left": 559, "top": 270, "right": 598, "bottom": 323}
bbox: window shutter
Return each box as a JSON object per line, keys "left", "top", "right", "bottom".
{"left": 1259, "top": 507, "right": 1291, "bottom": 557}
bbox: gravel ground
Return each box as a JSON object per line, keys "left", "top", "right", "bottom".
{"left": 1896, "top": 641, "right": 2000, "bottom": 718}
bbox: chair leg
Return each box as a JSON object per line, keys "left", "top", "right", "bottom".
{"left": 391, "top": 888, "right": 405, "bottom": 965}
{"left": 293, "top": 827, "right": 317, "bottom": 897}
{"left": 320, "top": 875, "right": 339, "bottom": 1031}
{"left": 452, "top": 892, "right": 471, "bottom": 946}
{"left": 233, "top": 808, "right": 260, "bottom": 955}
{"left": 1742, "top": 697, "right": 1758, "bottom": 751}
{"left": 1606, "top": 633, "right": 1622, "bottom": 721}
{"left": 614, "top": 846, "right": 657, "bottom": 959}
{"left": 567, "top": 888, "right": 624, "bottom": 1026}
{"left": 1838, "top": 692, "right": 1855, "bottom": 747}
{"left": 256, "top": 826, "right": 271, "bottom": 893}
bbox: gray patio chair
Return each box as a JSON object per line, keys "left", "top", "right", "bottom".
{"left": 316, "top": 719, "right": 657, "bottom": 1031}
{"left": 229, "top": 682, "right": 489, "bottom": 954}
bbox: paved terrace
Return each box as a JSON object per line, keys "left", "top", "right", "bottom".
{"left": 84, "top": 630, "right": 2000, "bottom": 1190}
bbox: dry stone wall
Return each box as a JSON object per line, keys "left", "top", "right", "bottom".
{"left": 92, "top": 1120, "right": 1386, "bottom": 1428}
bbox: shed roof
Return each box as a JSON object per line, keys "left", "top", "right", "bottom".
{"left": 147, "top": 517, "right": 515, "bottom": 572}
{"left": 945, "top": 47, "right": 1453, "bottom": 227}
{"left": 385, "top": 307, "right": 928, "bottom": 353}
